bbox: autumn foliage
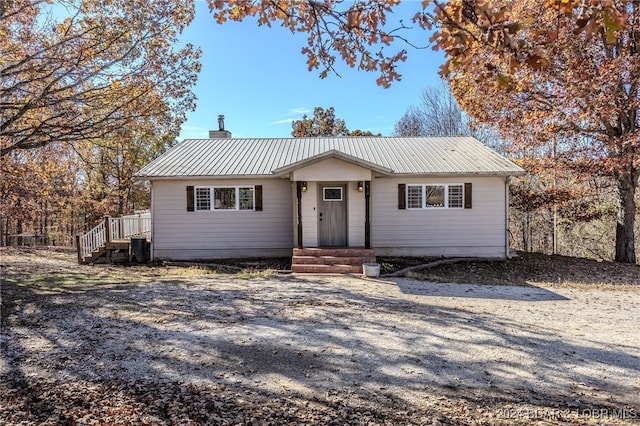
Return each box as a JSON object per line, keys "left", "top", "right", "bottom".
{"left": 209, "top": 0, "right": 639, "bottom": 263}
{"left": 209, "top": 0, "right": 408, "bottom": 87}
{"left": 431, "top": 1, "right": 639, "bottom": 263}
{"left": 2, "top": 0, "right": 637, "bottom": 263}
{"left": 1, "top": 0, "right": 200, "bottom": 244}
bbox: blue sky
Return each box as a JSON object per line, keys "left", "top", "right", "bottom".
{"left": 178, "top": 1, "right": 445, "bottom": 139}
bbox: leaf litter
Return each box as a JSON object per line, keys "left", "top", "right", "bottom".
{"left": 1, "top": 247, "right": 639, "bottom": 425}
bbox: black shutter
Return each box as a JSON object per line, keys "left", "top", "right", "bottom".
{"left": 398, "top": 184, "right": 406, "bottom": 210}
{"left": 186, "top": 186, "right": 194, "bottom": 211}
{"left": 464, "top": 183, "right": 472, "bottom": 209}
{"left": 255, "top": 185, "right": 263, "bottom": 211}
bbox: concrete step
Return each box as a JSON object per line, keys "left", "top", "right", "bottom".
{"left": 292, "top": 255, "right": 376, "bottom": 265}
{"left": 293, "top": 248, "right": 375, "bottom": 258}
{"left": 291, "top": 264, "right": 364, "bottom": 274}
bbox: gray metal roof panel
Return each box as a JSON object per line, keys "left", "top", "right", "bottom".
{"left": 135, "top": 136, "right": 525, "bottom": 178}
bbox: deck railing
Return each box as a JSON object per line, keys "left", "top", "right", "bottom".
{"left": 110, "top": 212, "right": 152, "bottom": 241}
{"left": 78, "top": 221, "right": 107, "bottom": 260}
{"left": 77, "top": 210, "right": 151, "bottom": 261}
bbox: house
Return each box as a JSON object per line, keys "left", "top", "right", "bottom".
{"left": 134, "top": 128, "right": 525, "bottom": 272}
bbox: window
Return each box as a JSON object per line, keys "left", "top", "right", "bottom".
{"left": 323, "top": 187, "right": 342, "bottom": 201}
{"left": 195, "top": 186, "right": 255, "bottom": 211}
{"left": 214, "top": 187, "right": 236, "bottom": 210}
{"left": 407, "top": 185, "right": 422, "bottom": 209}
{"left": 406, "top": 184, "right": 464, "bottom": 209}
{"left": 195, "top": 187, "right": 211, "bottom": 211}
{"left": 239, "top": 187, "right": 254, "bottom": 210}
{"left": 448, "top": 185, "right": 463, "bottom": 208}
{"left": 425, "top": 185, "right": 445, "bottom": 207}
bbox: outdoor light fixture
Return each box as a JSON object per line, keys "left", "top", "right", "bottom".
{"left": 301, "top": 181, "right": 308, "bottom": 192}
{"left": 357, "top": 181, "right": 364, "bottom": 192}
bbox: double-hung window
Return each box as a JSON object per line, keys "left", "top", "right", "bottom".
{"left": 406, "top": 184, "right": 464, "bottom": 209}
{"left": 195, "top": 186, "right": 255, "bottom": 211}
{"left": 195, "top": 187, "right": 211, "bottom": 211}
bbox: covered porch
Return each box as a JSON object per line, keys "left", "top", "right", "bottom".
{"left": 273, "top": 151, "right": 391, "bottom": 273}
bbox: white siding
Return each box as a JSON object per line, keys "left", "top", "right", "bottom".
{"left": 372, "top": 176, "right": 508, "bottom": 258}
{"left": 292, "top": 158, "right": 373, "bottom": 181}
{"left": 300, "top": 182, "right": 318, "bottom": 247}
{"left": 151, "top": 179, "right": 293, "bottom": 260}
{"left": 150, "top": 174, "right": 509, "bottom": 259}
{"left": 347, "top": 181, "right": 366, "bottom": 246}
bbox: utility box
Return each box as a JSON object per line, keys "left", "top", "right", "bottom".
{"left": 130, "top": 236, "right": 148, "bottom": 263}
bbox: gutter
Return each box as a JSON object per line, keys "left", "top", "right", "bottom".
{"left": 505, "top": 176, "right": 512, "bottom": 259}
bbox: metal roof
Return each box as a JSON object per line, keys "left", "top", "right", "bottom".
{"left": 135, "top": 136, "right": 525, "bottom": 179}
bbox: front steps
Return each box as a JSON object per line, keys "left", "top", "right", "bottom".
{"left": 292, "top": 248, "right": 376, "bottom": 274}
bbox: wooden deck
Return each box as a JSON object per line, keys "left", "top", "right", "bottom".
{"left": 76, "top": 212, "right": 151, "bottom": 264}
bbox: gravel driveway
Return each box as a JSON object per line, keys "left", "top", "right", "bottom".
{"left": 1, "top": 253, "right": 639, "bottom": 424}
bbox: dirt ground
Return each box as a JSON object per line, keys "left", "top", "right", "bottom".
{"left": 1, "top": 247, "right": 639, "bottom": 425}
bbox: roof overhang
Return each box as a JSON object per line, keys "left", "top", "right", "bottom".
{"left": 271, "top": 149, "right": 393, "bottom": 177}
{"left": 388, "top": 170, "right": 527, "bottom": 178}
{"left": 133, "top": 174, "right": 277, "bottom": 181}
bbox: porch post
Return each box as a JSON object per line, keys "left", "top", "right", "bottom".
{"left": 104, "top": 216, "right": 111, "bottom": 243}
{"left": 75, "top": 235, "right": 82, "bottom": 264}
{"left": 364, "top": 181, "right": 371, "bottom": 249}
{"left": 296, "top": 181, "right": 303, "bottom": 248}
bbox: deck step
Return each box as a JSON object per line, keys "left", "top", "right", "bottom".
{"left": 291, "top": 248, "right": 376, "bottom": 274}
{"left": 80, "top": 241, "right": 134, "bottom": 264}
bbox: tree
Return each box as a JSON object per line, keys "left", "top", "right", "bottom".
{"left": 291, "top": 106, "right": 381, "bottom": 137}
{"left": 432, "top": 1, "right": 639, "bottom": 263}
{"left": 1, "top": 0, "right": 200, "bottom": 242}
{"left": 210, "top": 1, "right": 638, "bottom": 263}
{"left": 208, "top": 1, "right": 623, "bottom": 87}
{"left": 0, "top": 144, "right": 80, "bottom": 246}
{"left": 348, "top": 129, "right": 381, "bottom": 137}
{"left": 394, "top": 81, "right": 471, "bottom": 137}
{"left": 393, "top": 107, "right": 426, "bottom": 137}
{"left": 393, "top": 81, "right": 503, "bottom": 151}
{"left": 291, "top": 107, "right": 349, "bottom": 137}
{"left": 209, "top": 0, "right": 409, "bottom": 88}
{"left": 1, "top": 0, "right": 201, "bottom": 156}
{"left": 76, "top": 105, "right": 179, "bottom": 216}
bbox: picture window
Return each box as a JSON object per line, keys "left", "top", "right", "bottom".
{"left": 195, "top": 186, "right": 255, "bottom": 211}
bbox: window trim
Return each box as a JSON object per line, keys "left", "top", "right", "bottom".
{"left": 194, "top": 185, "right": 256, "bottom": 211}
{"left": 322, "top": 186, "right": 343, "bottom": 201}
{"left": 406, "top": 183, "right": 465, "bottom": 209}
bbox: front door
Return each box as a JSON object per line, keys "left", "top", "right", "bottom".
{"left": 318, "top": 184, "right": 347, "bottom": 246}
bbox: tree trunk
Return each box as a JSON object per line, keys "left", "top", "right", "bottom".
{"left": 615, "top": 173, "right": 638, "bottom": 263}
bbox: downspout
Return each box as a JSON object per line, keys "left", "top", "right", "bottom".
{"left": 505, "top": 176, "right": 512, "bottom": 259}
{"left": 150, "top": 181, "right": 155, "bottom": 261}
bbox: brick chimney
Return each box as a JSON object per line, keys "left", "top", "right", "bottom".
{"left": 209, "top": 114, "right": 232, "bottom": 138}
